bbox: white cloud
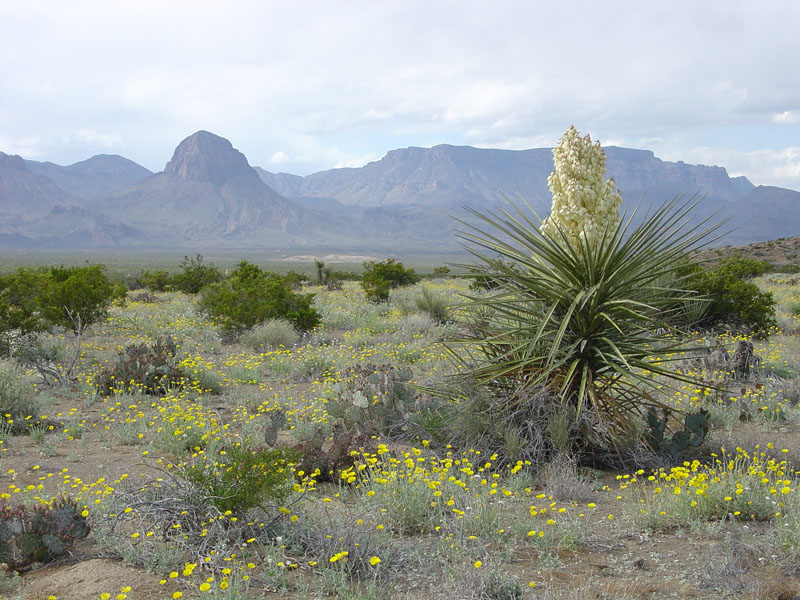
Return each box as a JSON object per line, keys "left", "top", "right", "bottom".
{"left": 333, "top": 152, "right": 381, "bottom": 170}
{"left": 670, "top": 146, "right": 800, "bottom": 191}
{"left": 773, "top": 111, "right": 800, "bottom": 124}
{"left": 72, "top": 129, "right": 122, "bottom": 148}
{"left": 269, "top": 152, "right": 289, "bottom": 165}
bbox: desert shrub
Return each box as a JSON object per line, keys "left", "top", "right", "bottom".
{"left": 424, "top": 379, "right": 584, "bottom": 466}
{"left": 681, "top": 257, "right": 777, "bottom": 337}
{"left": 97, "top": 464, "right": 298, "bottom": 570}
{"left": 361, "top": 258, "right": 420, "bottom": 303}
{"left": 328, "top": 269, "right": 361, "bottom": 282}
{"left": 199, "top": 261, "right": 320, "bottom": 333}
{"left": 170, "top": 253, "right": 223, "bottom": 294}
{"left": 283, "top": 269, "right": 309, "bottom": 289}
{"left": 414, "top": 286, "right": 449, "bottom": 324}
{"left": 0, "top": 268, "right": 50, "bottom": 353}
{"left": 777, "top": 263, "right": 800, "bottom": 274}
{"left": 39, "top": 264, "right": 127, "bottom": 334}
{"left": 239, "top": 318, "right": 299, "bottom": 351}
{"left": 432, "top": 265, "right": 451, "bottom": 278}
{"left": 1, "top": 265, "right": 124, "bottom": 384}
{"left": 95, "top": 337, "right": 184, "bottom": 396}
{"left": 0, "top": 358, "right": 38, "bottom": 433}
{"left": 138, "top": 269, "right": 173, "bottom": 292}
{"left": 285, "top": 502, "right": 416, "bottom": 582}
{"left": 184, "top": 443, "right": 298, "bottom": 514}
{"left": 0, "top": 495, "right": 90, "bottom": 570}
{"left": 188, "top": 368, "right": 224, "bottom": 395}
{"left": 131, "top": 290, "right": 157, "bottom": 303}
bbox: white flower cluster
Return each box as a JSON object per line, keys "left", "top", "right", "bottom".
{"left": 540, "top": 125, "right": 622, "bottom": 249}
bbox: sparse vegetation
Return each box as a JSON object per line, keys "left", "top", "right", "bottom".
{"left": 6, "top": 133, "right": 800, "bottom": 598}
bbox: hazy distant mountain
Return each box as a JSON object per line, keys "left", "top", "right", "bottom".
{"left": 257, "top": 144, "right": 796, "bottom": 247}
{"left": 0, "top": 132, "right": 797, "bottom": 250}
{"left": 0, "top": 152, "right": 75, "bottom": 218}
{"left": 0, "top": 152, "right": 144, "bottom": 247}
{"left": 726, "top": 186, "right": 800, "bottom": 245}
{"left": 25, "top": 154, "right": 152, "bottom": 200}
{"left": 97, "top": 131, "right": 322, "bottom": 244}
{"left": 258, "top": 144, "right": 756, "bottom": 216}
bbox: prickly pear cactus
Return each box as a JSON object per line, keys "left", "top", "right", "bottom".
{"left": 263, "top": 409, "right": 287, "bottom": 447}
{"left": 329, "top": 362, "right": 416, "bottom": 436}
{"left": 95, "top": 336, "right": 184, "bottom": 396}
{"left": 644, "top": 408, "right": 710, "bottom": 455}
{"left": 0, "top": 495, "right": 90, "bottom": 569}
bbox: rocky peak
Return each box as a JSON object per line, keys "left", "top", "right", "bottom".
{"left": 164, "top": 131, "right": 254, "bottom": 183}
{"left": 0, "top": 152, "right": 27, "bottom": 171}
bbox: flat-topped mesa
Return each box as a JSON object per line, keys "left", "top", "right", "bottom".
{"left": 164, "top": 130, "right": 254, "bottom": 183}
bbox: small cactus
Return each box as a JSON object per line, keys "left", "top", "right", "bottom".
{"left": 263, "top": 409, "right": 287, "bottom": 448}
{"left": 95, "top": 336, "right": 184, "bottom": 396}
{"left": 328, "top": 362, "right": 417, "bottom": 437}
{"left": 645, "top": 408, "right": 710, "bottom": 455}
{"left": 0, "top": 495, "right": 90, "bottom": 569}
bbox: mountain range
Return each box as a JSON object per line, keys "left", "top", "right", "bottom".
{"left": 0, "top": 130, "right": 796, "bottom": 251}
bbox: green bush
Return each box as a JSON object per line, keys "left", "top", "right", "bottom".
{"left": 0, "top": 268, "right": 50, "bottom": 352}
{"left": 0, "top": 359, "right": 38, "bottom": 433}
{"left": 199, "top": 261, "right": 320, "bottom": 333}
{"left": 40, "top": 265, "right": 126, "bottom": 333}
{"left": 184, "top": 444, "right": 297, "bottom": 514}
{"left": 171, "top": 254, "right": 222, "bottom": 294}
{"left": 681, "top": 258, "right": 777, "bottom": 337}
{"left": 777, "top": 263, "right": 800, "bottom": 274}
{"left": 1, "top": 265, "right": 124, "bottom": 348}
{"left": 240, "top": 318, "right": 299, "bottom": 351}
{"left": 139, "top": 269, "right": 173, "bottom": 292}
{"left": 361, "top": 258, "right": 420, "bottom": 303}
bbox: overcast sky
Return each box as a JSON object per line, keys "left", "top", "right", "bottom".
{"left": 2, "top": 1, "right": 799, "bottom": 190}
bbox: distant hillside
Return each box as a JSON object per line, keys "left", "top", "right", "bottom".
{"left": 25, "top": 154, "right": 152, "bottom": 200}
{"left": 0, "top": 152, "right": 144, "bottom": 247}
{"left": 694, "top": 234, "right": 800, "bottom": 268}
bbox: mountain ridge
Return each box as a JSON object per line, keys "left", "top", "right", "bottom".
{"left": 0, "top": 132, "right": 797, "bottom": 250}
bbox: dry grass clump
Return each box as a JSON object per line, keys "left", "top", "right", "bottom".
{"left": 0, "top": 357, "right": 39, "bottom": 432}
{"left": 239, "top": 318, "right": 299, "bottom": 351}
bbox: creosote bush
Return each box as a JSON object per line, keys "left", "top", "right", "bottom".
{"left": 680, "top": 257, "right": 777, "bottom": 337}
{"left": 170, "top": 253, "right": 223, "bottom": 294}
{"left": 199, "top": 260, "right": 320, "bottom": 333}
{"left": 361, "top": 258, "right": 420, "bottom": 303}
{"left": 184, "top": 443, "right": 298, "bottom": 514}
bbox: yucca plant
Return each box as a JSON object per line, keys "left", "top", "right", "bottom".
{"left": 448, "top": 127, "right": 725, "bottom": 453}
{"left": 453, "top": 195, "right": 721, "bottom": 448}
